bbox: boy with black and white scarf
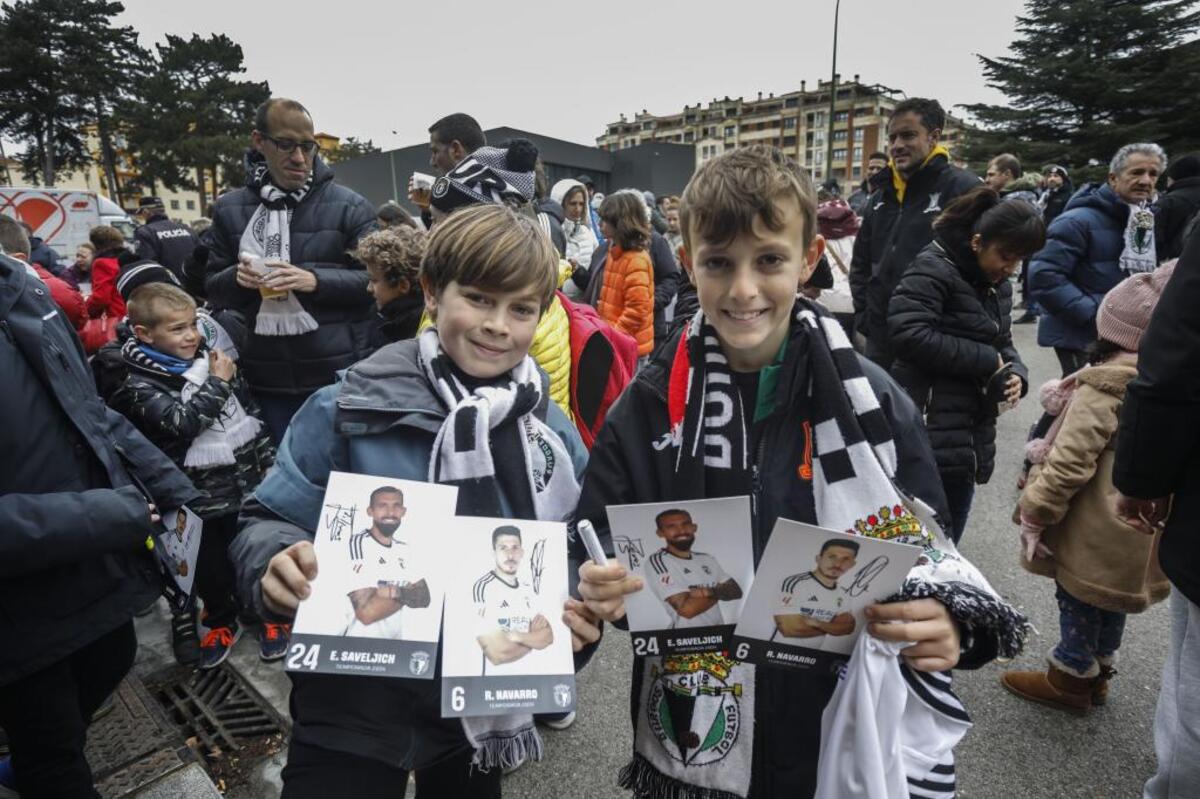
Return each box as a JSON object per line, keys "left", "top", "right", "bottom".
{"left": 571, "top": 146, "right": 1028, "bottom": 799}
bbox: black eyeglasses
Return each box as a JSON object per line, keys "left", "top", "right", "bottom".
{"left": 261, "top": 135, "right": 319, "bottom": 156}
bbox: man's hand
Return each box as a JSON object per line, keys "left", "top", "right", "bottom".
{"left": 261, "top": 541, "right": 318, "bottom": 618}
{"left": 209, "top": 348, "right": 236, "bottom": 382}
{"left": 1004, "top": 375, "right": 1023, "bottom": 405}
{"left": 262, "top": 262, "right": 318, "bottom": 293}
{"left": 235, "top": 255, "right": 263, "bottom": 290}
{"left": 1114, "top": 492, "right": 1168, "bottom": 535}
{"left": 147, "top": 502, "right": 160, "bottom": 525}
{"left": 564, "top": 598, "right": 602, "bottom": 653}
{"left": 867, "top": 598, "right": 961, "bottom": 672}
{"left": 577, "top": 561, "right": 643, "bottom": 622}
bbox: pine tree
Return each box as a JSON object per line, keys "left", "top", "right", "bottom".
{"left": 0, "top": 0, "right": 144, "bottom": 186}
{"left": 121, "top": 34, "right": 269, "bottom": 214}
{"left": 960, "top": 0, "right": 1200, "bottom": 179}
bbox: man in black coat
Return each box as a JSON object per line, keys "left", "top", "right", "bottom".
{"left": 1154, "top": 153, "right": 1200, "bottom": 262}
{"left": 202, "top": 97, "right": 376, "bottom": 443}
{"left": 1113, "top": 231, "right": 1200, "bottom": 798}
{"left": 0, "top": 253, "right": 199, "bottom": 796}
{"left": 133, "top": 196, "right": 200, "bottom": 283}
{"left": 849, "top": 98, "right": 980, "bottom": 368}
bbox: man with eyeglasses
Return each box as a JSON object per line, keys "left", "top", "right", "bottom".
{"left": 201, "top": 97, "right": 376, "bottom": 445}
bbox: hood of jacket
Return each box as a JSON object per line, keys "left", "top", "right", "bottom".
{"left": 537, "top": 197, "right": 564, "bottom": 224}
{"left": 931, "top": 231, "right": 988, "bottom": 287}
{"left": 1002, "top": 173, "right": 1043, "bottom": 196}
{"left": 550, "top": 179, "right": 588, "bottom": 209}
{"left": 1064, "top": 182, "right": 1129, "bottom": 224}
{"left": 1076, "top": 355, "right": 1138, "bottom": 397}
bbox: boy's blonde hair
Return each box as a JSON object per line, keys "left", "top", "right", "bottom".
{"left": 351, "top": 227, "right": 428, "bottom": 289}
{"left": 679, "top": 145, "right": 818, "bottom": 252}
{"left": 128, "top": 282, "right": 195, "bottom": 328}
{"left": 421, "top": 203, "right": 558, "bottom": 310}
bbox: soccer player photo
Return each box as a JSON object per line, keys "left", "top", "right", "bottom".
{"left": 731, "top": 519, "right": 922, "bottom": 672}
{"left": 288, "top": 472, "right": 458, "bottom": 679}
{"left": 154, "top": 505, "right": 202, "bottom": 598}
{"left": 441, "top": 518, "right": 575, "bottom": 717}
{"left": 607, "top": 497, "right": 754, "bottom": 656}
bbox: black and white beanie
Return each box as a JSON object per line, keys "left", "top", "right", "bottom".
{"left": 116, "top": 258, "right": 181, "bottom": 302}
{"left": 430, "top": 139, "right": 538, "bottom": 213}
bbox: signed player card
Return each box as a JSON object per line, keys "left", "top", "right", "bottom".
{"left": 287, "top": 472, "right": 458, "bottom": 679}
{"left": 731, "top": 519, "right": 921, "bottom": 672}
{"left": 608, "top": 496, "right": 754, "bottom": 656}
{"left": 440, "top": 517, "right": 575, "bottom": 717}
{"left": 155, "top": 506, "right": 202, "bottom": 603}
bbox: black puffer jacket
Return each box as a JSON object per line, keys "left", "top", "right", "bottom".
{"left": 202, "top": 155, "right": 377, "bottom": 396}
{"left": 849, "top": 154, "right": 981, "bottom": 352}
{"left": 0, "top": 254, "right": 199, "bottom": 686}
{"left": 107, "top": 343, "right": 275, "bottom": 518}
{"left": 134, "top": 212, "right": 200, "bottom": 282}
{"left": 888, "top": 235, "right": 1028, "bottom": 483}
{"left": 1154, "top": 176, "right": 1200, "bottom": 261}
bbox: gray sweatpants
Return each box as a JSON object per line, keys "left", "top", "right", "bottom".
{"left": 1145, "top": 588, "right": 1200, "bottom": 799}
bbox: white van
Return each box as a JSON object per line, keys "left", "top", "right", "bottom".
{"left": 0, "top": 187, "right": 135, "bottom": 265}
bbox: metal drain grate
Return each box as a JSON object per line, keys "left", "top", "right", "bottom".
{"left": 148, "top": 664, "right": 289, "bottom": 757}
{"left": 84, "top": 675, "right": 192, "bottom": 799}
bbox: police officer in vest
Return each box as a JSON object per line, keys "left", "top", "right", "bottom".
{"left": 133, "top": 196, "right": 200, "bottom": 283}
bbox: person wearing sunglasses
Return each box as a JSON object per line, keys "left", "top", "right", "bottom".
{"left": 200, "top": 96, "right": 377, "bottom": 450}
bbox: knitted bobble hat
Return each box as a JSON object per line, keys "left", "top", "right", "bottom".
{"left": 1095, "top": 261, "right": 1176, "bottom": 351}
{"left": 430, "top": 138, "right": 538, "bottom": 213}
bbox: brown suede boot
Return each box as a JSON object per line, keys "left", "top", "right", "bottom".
{"left": 1000, "top": 664, "right": 1097, "bottom": 715}
{"left": 1093, "top": 661, "right": 1117, "bottom": 706}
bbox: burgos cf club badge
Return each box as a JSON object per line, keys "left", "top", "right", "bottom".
{"left": 648, "top": 653, "right": 742, "bottom": 766}
{"left": 409, "top": 650, "right": 430, "bottom": 676}
{"left": 553, "top": 683, "right": 573, "bottom": 709}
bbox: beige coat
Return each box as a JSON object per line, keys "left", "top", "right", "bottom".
{"left": 1020, "top": 358, "right": 1170, "bottom": 613}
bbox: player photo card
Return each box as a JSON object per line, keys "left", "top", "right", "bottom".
{"left": 607, "top": 497, "right": 754, "bottom": 656}
{"left": 730, "top": 519, "right": 922, "bottom": 673}
{"left": 441, "top": 518, "right": 576, "bottom": 718}
{"left": 154, "top": 506, "right": 202, "bottom": 605}
{"left": 287, "top": 472, "right": 458, "bottom": 679}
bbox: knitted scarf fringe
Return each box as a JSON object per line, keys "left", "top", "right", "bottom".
{"left": 618, "top": 755, "right": 743, "bottom": 799}
{"left": 897, "top": 578, "right": 1031, "bottom": 659}
{"left": 469, "top": 725, "right": 544, "bottom": 771}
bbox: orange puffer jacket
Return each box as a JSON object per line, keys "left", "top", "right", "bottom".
{"left": 596, "top": 245, "right": 654, "bottom": 355}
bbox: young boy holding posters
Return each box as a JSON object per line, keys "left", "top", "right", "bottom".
{"left": 229, "top": 203, "right": 589, "bottom": 798}
{"left": 569, "top": 146, "right": 1028, "bottom": 798}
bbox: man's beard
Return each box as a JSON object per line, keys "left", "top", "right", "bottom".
{"left": 670, "top": 536, "right": 695, "bottom": 552}
{"left": 375, "top": 520, "right": 401, "bottom": 537}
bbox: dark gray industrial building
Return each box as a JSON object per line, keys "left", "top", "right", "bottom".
{"left": 331, "top": 126, "right": 695, "bottom": 215}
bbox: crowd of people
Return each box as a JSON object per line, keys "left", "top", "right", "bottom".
{"left": 1, "top": 92, "right": 1198, "bottom": 799}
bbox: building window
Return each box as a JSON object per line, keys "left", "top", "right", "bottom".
{"left": 725, "top": 107, "right": 738, "bottom": 117}
{"left": 813, "top": 131, "right": 825, "bottom": 146}
{"left": 833, "top": 148, "right": 847, "bottom": 161}
{"left": 186, "top": 200, "right": 196, "bottom": 210}
{"left": 685, "top": 114, "right": 696, "bottom": 123}
{"left": 783, "top": 117, "right": 797, "bottom": 129}
{"left": 642, "top": 122, "right": 653, "bottom": 131}
{"left": 833, "top": 111, "right": 849, "bottom": 123}
{"left": 724, "top": 125, "right": 736, "bottom": 137}
{"left": 684, "top": 131, "right": 693, "bottom": 142}
{"left": 785, "top": 97, "right": 799, "bottom": 108}
{"left": 854, "top": 128, "right": 864, "bottom": 142}
{"left": 853, "top": 146, "right": 863, "bottom": 162}
{"left": 813, "top": 150, "right": 825, "bottom": 164}
{"left": 813, "top": 112, "right": 825, "bottom": 127}
{"left": 855, "top": 106, "right": 873, "bottom": 116}
{"left": 814, "top": 168, "right": 823, "bottom": 179}
{"left": 852, "top": 166, "right": 862, "bottom": 178}
{"left": 170, "top": 199, "right": 180, "bottom": 210}
{"left": 833, "top": 130, "right": 848, "bottom": 142}
{"left": 783, "top": 135, "right": 797, "bottom": 147}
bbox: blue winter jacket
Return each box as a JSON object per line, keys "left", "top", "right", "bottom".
{"left": 229, "top": 338, "right": 589, "bottom": 769}
{"left": 1029, "top": 183, "right": 1130, "bottom": 350}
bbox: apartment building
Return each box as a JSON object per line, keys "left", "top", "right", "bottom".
{"left": 597, "top": 76, "right": 968, "bottom": 194}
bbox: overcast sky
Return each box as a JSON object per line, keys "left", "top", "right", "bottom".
{"left": 110, "top": 0, "right": 1027, "bottom": 150}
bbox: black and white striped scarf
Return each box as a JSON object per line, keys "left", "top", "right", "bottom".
{"left": 238, "top": 153, "right": 318, "bottom": 336}
{"left": 417, "top": 327, "right": 580, "bottom": 522}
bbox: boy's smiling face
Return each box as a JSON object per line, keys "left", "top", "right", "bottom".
{"left": 134, "top": 305, "right": 200, "bottom": 361}
{"left": 423, "top": 279, "right": 543, "bottom": 379}
{"left": 684, "top": 196, "right": 824, "bottom": 372}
